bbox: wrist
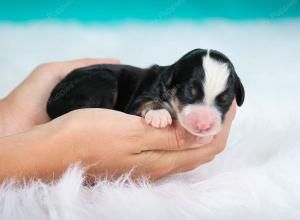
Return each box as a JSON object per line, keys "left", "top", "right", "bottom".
{"left": 0, "top": 97, "right": 16, "bottom": 137}
{"left": 0, "top": 96, "right": 36, "bottom": 137}
{"left": 36, "top": 118, "right": 83, "bottom": 179}
{"left": 0, "top": 99, "right": 5, "bottom": 135}
{"left": 0, "top": 118, "right": 80, "bottom": 182}
{"left": 44, "top": 115, "right": 90, "bottom": 170}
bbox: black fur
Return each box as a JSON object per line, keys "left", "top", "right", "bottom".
{"left": 47, "top": 49, "right": 244, "bottom": 120}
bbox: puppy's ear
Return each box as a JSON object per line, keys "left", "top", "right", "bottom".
{"left": 179, "top": 48, "right": 207, "bottom": 60}
{"left": 161, "top": 67, "right": 175, "bottom": 88}
{"left": 234, "top": 74, "right": 245, "bottom": 106}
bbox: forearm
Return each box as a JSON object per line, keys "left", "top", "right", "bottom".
{"left": 0, "top": 98, "right": 11, "bottom": 137}
{"left": 0, "top": 97, "right": 30, "bottom": 137}
{"left": 0, "top": 120, "right": 79, "bottom": 183}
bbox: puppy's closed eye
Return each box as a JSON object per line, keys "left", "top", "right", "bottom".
{"left": 191, "top": 88, "right": 197, "bottom": 96}
{"left": 215, "top": 90, "right": 231, "bottom": 104}
{"left": 219, "top": 93, "right": 229, "bottom": 102}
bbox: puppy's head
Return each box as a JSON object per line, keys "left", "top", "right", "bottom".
{"left": 165, "top": 49, "right": 244, "bottom": 137}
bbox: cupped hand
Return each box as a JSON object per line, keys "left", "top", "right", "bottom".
{"left": 0, "top": 58, "right": 119, "bottom": 136}
{"left": 48, "top": 100, "right": 236, "bottom": 181}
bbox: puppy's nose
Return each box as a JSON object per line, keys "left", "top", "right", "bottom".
{"left": 196, "top": 123, "right": 212, "bottom": 132}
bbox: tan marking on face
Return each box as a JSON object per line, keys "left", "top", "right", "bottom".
{"left": 112, "top": 90, "right": 118, "bottom": 107}
{"left": 220, "top": 93, "right": 228, "bottom": 102}
{"left": 191, "top": 88, "right": 197, "bottom": 96}
{"left": 202, "top": 52, "right": 230, "bottom": 105}
{"left": 170, "top": 88, "right": 183, "bottom": 112}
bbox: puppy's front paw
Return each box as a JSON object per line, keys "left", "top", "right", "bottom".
{"left": 145, "top": 109, "right": 172, "bottom": 128}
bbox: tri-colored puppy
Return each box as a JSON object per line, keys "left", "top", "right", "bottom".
{"left": 47, "top": 49, "right": 244, "bottom": 143}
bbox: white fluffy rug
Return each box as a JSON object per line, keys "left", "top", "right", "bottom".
{"left": 0, "top": 20, "right": 300, "bottom": 220}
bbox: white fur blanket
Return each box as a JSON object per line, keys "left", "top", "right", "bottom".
{"left": 0, "top": 20, "right": 299, "bottom": 220}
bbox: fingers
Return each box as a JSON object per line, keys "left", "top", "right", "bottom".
{"left": 140, "top": 99, "right": 237, "bottom": 152}
{"left": 58, "top": 58, "right": 120, "bottom": 77}
{"left": 133, "top": 143, "right": 219, "bottom": 180}
{"left": 214, "top": 99, "right": 237, "bottom": 141}
{"left": 28, "top": 58, "right": 120, "bottom": 82}
{"left": 139, "top": 122, "right": 202, "bottom": 152}
{"left": 66, "top": 58, "right": 120, "bottom": 66}
{"left": 132, "top": 100, "right": 238, "bottom": 180}
{"left": 224, "top": 99, "right": 237, "bottom": 129}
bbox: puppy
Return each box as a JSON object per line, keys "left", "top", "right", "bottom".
{"left": 47, "top": 49, "right": 244, "bottom": 143}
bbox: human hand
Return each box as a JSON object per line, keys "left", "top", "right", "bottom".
{"left": 0, "top": 58, "right": 119, "bottom": 137}
{"left": 0, "top": 92, "right": 236, "bottom": 183}
{"left": 47, "top": 100, "right": 236, "bottom": 181}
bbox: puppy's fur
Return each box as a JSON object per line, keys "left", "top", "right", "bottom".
{"left": 47, "top": 49, "right": 244, "bottom": 140}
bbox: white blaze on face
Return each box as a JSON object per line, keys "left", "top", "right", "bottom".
{"left": 202, "top": 51, "right": 230, "bottom": 106}
{"left": 172, "top": 50, "right": 230, "bottom": 137}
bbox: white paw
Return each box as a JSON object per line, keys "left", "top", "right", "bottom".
{"left": 145, "top": 109, "right": 172, "bottom": 128}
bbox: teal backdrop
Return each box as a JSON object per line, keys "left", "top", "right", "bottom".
{"left": 0, "top": 0, "right": 299, "bottom": 22}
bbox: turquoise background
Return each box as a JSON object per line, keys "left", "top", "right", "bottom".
{"left": 0, "top": 0, "right": 299, "bottom": 22}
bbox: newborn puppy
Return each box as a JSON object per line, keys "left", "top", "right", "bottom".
{"left": 47, "top": 49, "right": 244, "bottom": 143}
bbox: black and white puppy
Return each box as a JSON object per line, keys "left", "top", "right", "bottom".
{"left": 47, "top": 49, "right": 244, "bottom": 143}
